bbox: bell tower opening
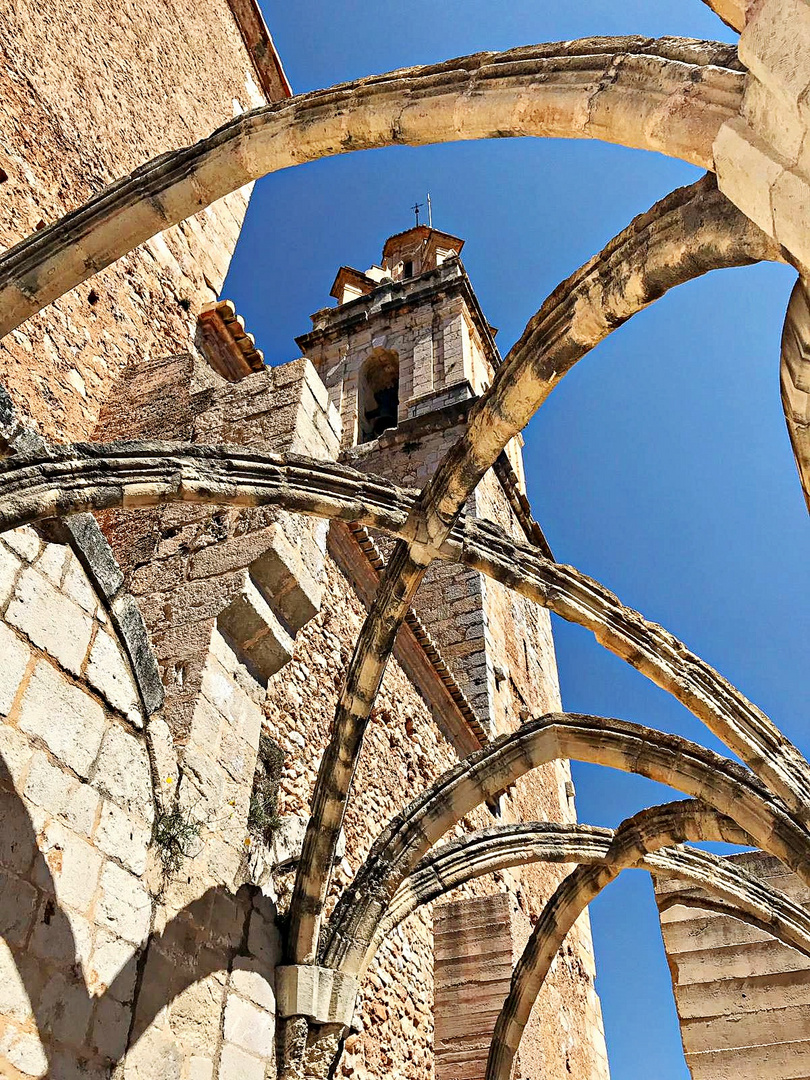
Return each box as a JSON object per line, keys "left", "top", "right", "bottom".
{"left": 358, "top": 348, "right": 400, "bottom": 443}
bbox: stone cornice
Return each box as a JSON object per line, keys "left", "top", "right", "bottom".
{"left": 226, "top": 0, "right": 292, "bottom": 101}
{"left": 296, "top": 258, "right": 502, "bottom": 374}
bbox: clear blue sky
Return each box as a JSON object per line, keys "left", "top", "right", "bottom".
{"left": 225, "top": 4, "right": 810, "bottom": 1076}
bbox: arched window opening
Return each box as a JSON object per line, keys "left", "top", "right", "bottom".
{"left": 359, "top": 349, "right": 400, "bottom": 444}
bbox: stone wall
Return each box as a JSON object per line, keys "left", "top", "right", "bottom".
{"left": 0, "top": 523, "right": 155, "bottom": 1079}
{"left": 0, "top": 348, "right": 609, "bottom": 1079}
{"left": 433, "top": 893, "right": 606, "bottom": 1080}
{"left": 655, "top": 852, "right": 810, "bottom": 1080}
{"left": 0, "top": 0, "right": 285, "bottom": 443}
{"left": 262, "top": 549, "right": 608, "bottom": 1080}
{"left": 433, "top": 893, "right": 519, "bottom": 1080}
{"left": 124, "top": 627, "right": 281, "bottom": 1080}
{"left": 95, "top": 353, "right": 340, "bottom": 745}
{"left": 0, "top": 520, "right": 286, "bottom": 1080}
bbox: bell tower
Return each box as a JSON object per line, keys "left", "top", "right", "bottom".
{"left": 296, "top": 225, "right": 556, "bottom": 740}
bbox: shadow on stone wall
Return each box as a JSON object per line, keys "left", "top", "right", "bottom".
{"left": 0, "top": 753, "right": 276, "bottom": 1078}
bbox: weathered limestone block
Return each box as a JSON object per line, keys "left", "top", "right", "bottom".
{"left": 97, "top": 862, "right": 152, "bottom": 944}
{"left": 23, "top": 752, "right": 100, "bottom": 837}
{"left": 713, "top": 0, "right": 810, "bottom": 271}
{"left": 86, "top": 629, "right": 143, "bottom": 727}
{"left": 250, "top": 523, "right": 325, "bottom": 636}
{"left": 3, "top": 526, "right": 41, "bottom": 563}
{"left": 0, "top": 1028, "right": 48, "bottom": 1077}
{"left": 0, "top": 543, "right": 22, "bottom": 608}
{"left": 96, "top": 799, "right": 152, "bottom": 876}
{"left": 223, "top": 994, "right": 276, "bottom": 1058}
{"left": 0, "top": 621, "right": 30, "bottom": 716}
{"left": 18, "top": 661, "right": 106, "bottom": 778}
{"left": 275, "top": 965, "right": 359, "bottom": 1026}
{"left": 93, "top": 724, "right": 155, "bottom": 824}
{"left": 271, "top": 814, "right": 310, "bottom": 869}
{"left": 218, "top": 574, "right": 296, "bottom": 682}
{"left": 219, "top": 1042, "right": 266, "bottom": 1080}
{"left": 6, "top": 567, "right": 94, "bottom": 677}
{"left": 34, "top": 820, "right": 104, "bottom": 915}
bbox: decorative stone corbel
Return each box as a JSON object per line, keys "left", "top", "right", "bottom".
{"left": 275, "top": 965, "right": 359, "bottom": 1027}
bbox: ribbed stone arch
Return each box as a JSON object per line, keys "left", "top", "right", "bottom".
{"left": 334, "top": 806, "right": 810, "bottom": 1080}
{"left": 485, "top": 799, "right": 804, "bottom": 1080}
{"left": 0, "top": 38, "right": 743, "bottom": 343}
{"left": 321, "top": 714, "right": 810, "bottom": 977}
{"left": 286, "top": 174, "right": 790, "bottom": 967}
{"left": 397, "top": 827, "right": 810, "bottom": 956}
{"left": 0, "top": 445, "right": 804, "bottom": 824}
{"left": 367, "top": 809, "right": 810, "bottom": 963}
{"left": 370, "top": 811, "right": 764, "bottom": 959}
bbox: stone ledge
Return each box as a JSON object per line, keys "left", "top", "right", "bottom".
{"left": 217, "top": 573, "right": 295, "bottom": 682}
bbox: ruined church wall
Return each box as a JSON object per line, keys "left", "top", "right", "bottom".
{"left": 263, "top": 547, "right": 609, "bottom": 1080}
{"left": 0, "top": 519, "right": 284, "bottom": 1080}
{"left": 656, "top": 852, "right": 810, "bottom": 1080}
{"left": 0, "top": 349, "right": 609, "bottom": 1080}
{"left": 0, "top": 514, "right": 608, "bottom": 1080}
{"left": 0, "top": 0, "right": 279, "bottom": 444}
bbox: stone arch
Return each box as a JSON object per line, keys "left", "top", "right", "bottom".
{"left": 367, "top": 812, "right": 810, "bottom": 964}
{"left": 358, "top": 348, "right": 400, "bottom": 444}
{"left": 486, "top": 797, "right": 807, "bottom": 1080}
{"left": 780, "top": 277, "right": 810, "bottom": 512}
{"left": 321, "top": 714, "right": 810, "bottom": 977}
{"left": 0, "top": 445, "right": 803, "bottom": 816}
{"left": 287, "top": 174, "right": 787, "bottom": 966}
{"left": 0, "top": 38, "right": 743, "bottom": 342}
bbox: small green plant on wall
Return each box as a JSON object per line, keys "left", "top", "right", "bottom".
{"left": 153, "top": 801, "right": 203, "bottom": 876}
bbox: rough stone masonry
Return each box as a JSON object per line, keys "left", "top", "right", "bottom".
{"left": 4, "top": 2, "right": 810, "bottom": 1079}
